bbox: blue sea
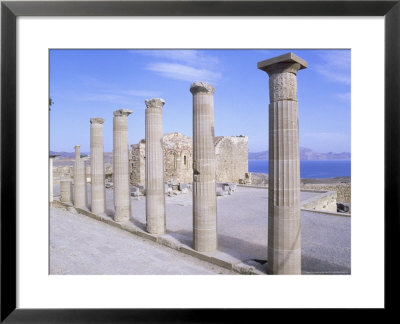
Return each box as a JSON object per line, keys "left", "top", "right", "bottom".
{"left": 249, "top": 160, "right": 351, "bottom": 178}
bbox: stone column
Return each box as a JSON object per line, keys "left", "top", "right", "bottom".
{"left": 145, "top": 98, "right": 166, "bottom": 234}
{"left": 60, "top": 179, "right": 73, "bottom": 203}
{"left": 257, "top": 52, "right": 307, "bottom": 274}
{"left": 73, "top": 145, "right": 87, "bottom": 208}
{"left": 190, "top": 82, "right": 217, "bottom": 252}
{"left": 113, "top": 109, "right": 132, "bottom": 222}
{"left": 90, "top": 118, "right": 106, "bottom": 215}
{"left": 49, "top": 155, "right": 55, "bottom": 205}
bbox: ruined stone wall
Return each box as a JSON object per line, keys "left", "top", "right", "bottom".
{"left": 53, "top": 166, "right": 74, "bottom": 181}
{"left": 301, "top": 183, "right": 351, "bottom": 204}
{"left": 129, "top": 132, "right": 248, "bottom": 185}
{"left": 130, "top": 140, "right": 146, "bottom": 185}
{"left": 215, "top": 136, "right": 248, "bottom": 183}
{"left": 301, "top": 191, "right": 338, "bottom": 212}
{"left": 163, "top": 132, "right": 192, "bottom": 183}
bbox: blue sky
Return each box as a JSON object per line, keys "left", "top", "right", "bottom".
{"left": 50, "top": 49, "right": 350, "bottom": 153}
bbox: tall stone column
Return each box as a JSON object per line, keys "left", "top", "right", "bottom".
{"left": 258, "top": 52, "right": 307, "bottom": 274}
{"left": 90, "top": 118, "right": 106, "bottom": 215}
{"left": 73, "top": 145, "right": 87, "bottom": 208}
{"left": 190, "top": 82, "right": 217, "bottom": 252}
{"left": 49, "top": 155, "right": 56, "bottom": 205}
{"left": 145, "top": 98, "right": 166, "bottom": 234}
{"left": 113, "top": 109, "right": 132, "bottom": 222}
{"left": 60, "top": 179, "right": 73, "bottom": 203}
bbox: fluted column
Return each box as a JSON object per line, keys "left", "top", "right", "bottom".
{"left": 60, "top": 179, "right": 73, "bottom": 203}
{"left": 190, "top": 81, "right": 217, "bottom": 252}
{"left": 49, "top": 155, "right": 55, "bottom": 205}
{"left": 258, "top": 53, "right": 307, "bottom": 274}
{"left": 113, "top": 109, "right": 132, "bottom": 222}
{"left": 73, "top": 145, "right": 87, "bottom": 208}
{"left": 145, "top": 98, "right": 166, "bottom": 234}
{"left": 90, "top": 118, "right": 106, "bottom": 215}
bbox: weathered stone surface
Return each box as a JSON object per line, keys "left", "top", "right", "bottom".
{"left": 191, "top": 81, "right": 217, "bottom": 252}
{"left": 90, "top": 117, "right": 106, "bottom": 215}
{"left": 189, "top": 81, "right": 216, "bottom": 94}
{"left": 164, "top": 132, "right": 193, "bottom": 184}
{"left": 90, "top": 117, "right": 105, "bottom": 125}
{"left": 145, "top": 98, "right": 165, "bottom": 109}
{"left": 130, "top": 133, "right": 248, "bottom": 185}
{"left": 53, "top": 165, "right": 73, "bottom": 180}
{"left": 73, "top": 145, "right": 87, "bottom": 208}
{"left": 215, "top": 136, "right": 248, "bottom": 183}
{"left": 258, "top": 53, "right": 307, "bottom": 275}
{"left": 257, "top": 52, "right": 307, "bottom": 71}
{"left": 50, "top": 156, "right": 55, "bottom": 203}
{"left": 113, "top": 109, "right": 132, "bottom": 222}
{"left": 130, "top": 140, "right": 146, "bottom": 185}
{"left": 268, "top": 69, "right": 298, "bottom": 101}
{"left": 258, "top": 53, "right": 307, "bottom": 103}
{"left": 60, "top": 179, "right": 73, "bottom": 203}
{"left": 302, "top": 182, "right": 351, "bottom": 204}
{"left": 145, "top": 98, "right": 166, "bottom": 234}
{"left": 302, "top": 191, "right": 337, "bottom": 212}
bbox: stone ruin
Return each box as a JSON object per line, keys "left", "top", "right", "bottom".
{"left": 130, "top": 132, "right": 249, "bottom": 186}
{"left": 52, "top": 52, "right": 308, "bottom": 274}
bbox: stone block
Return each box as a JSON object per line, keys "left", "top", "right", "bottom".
{"left": 216, "top": 189, "right": 227, "bottom": 196}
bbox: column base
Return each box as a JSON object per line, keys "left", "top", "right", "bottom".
{"left": 114, "top": 206, "right": 130, "bottom": 222}
{"left": 193, "top": 228, "right": 218, "bottom": 252}
{"left": 267, "top": 246, "right": 301, "bottom": 275}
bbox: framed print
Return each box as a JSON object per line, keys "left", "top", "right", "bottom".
{"left": 1, "top": 0, "right": 399, "bottom": 321}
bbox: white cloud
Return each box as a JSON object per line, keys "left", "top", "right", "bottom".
{"left": 314, "top": 50, "right": 351, "bottom": 85}
{"left": 335, "top": 92, "right": 351, "bottom": 101}
{"left": 146, "top": 62, "right": 221, "bottom": 83}
{"left": 134, "top": 49, "right": 219, "bottom": 68}
{"left": 134, "top": 49, "right": 222, "bottom": 83}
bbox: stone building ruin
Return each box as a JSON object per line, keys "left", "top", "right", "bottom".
{"left": 51, "top": 52, "right": 312, "bottom": 272}
{"left": 130, "top": 132, "right": 249, "bottom": 185}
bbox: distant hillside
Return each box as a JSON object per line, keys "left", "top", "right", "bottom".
{"left": 248, "top": 151, "right": 268, "bottom": 160}
{"left": 249, "top": 147, "right": 350, "bottom": 161}
{"left": 50, "top": 151, "right": 78, "bottom": 158}
{"left": 50, "top": 151, "right": 113, "bottom": 165}
{"left": 51, "top": 147, "right": 350, "bottom": 162}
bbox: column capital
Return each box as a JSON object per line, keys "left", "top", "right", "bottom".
{"left": 257, "top": 52, "right": 307, "bottom": 76}
{"left": 145, "top": 98, "right": 165, "bottom": 109}
{"left": 113, "top": 109, "right": 133, "bottom": 117}
{"left": 190, "top": 81, "right": 215, "bottom": 94}
{"left": 90, "top": 117, "right": 105, "bottom": 124}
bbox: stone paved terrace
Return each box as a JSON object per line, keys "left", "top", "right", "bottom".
{"left": 52, "top": 185, "right": 350, "bottom": 274}
{"left": 50, "top": 207, "right": 237, "bottom": 275}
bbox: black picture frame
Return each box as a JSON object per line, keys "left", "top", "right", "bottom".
{"left": 1, "top": 0, "right": 399, "bottom": 321}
